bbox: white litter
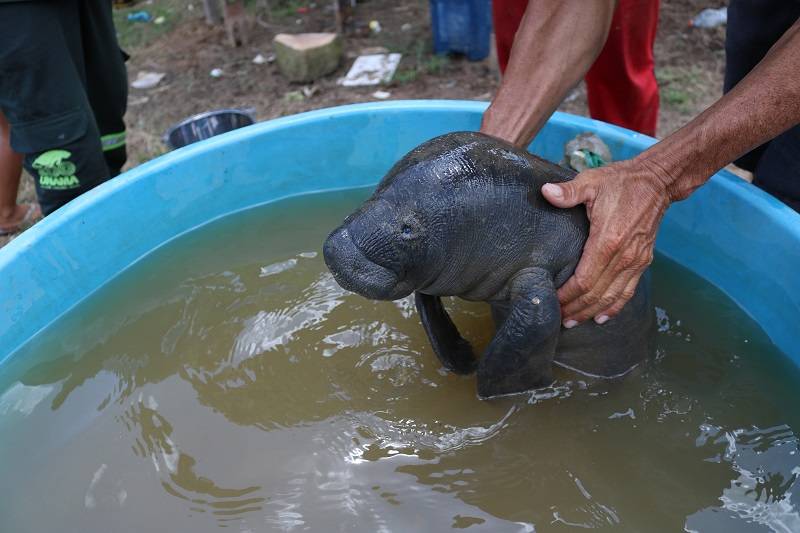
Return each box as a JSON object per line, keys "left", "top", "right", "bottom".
{"left": 252, "top": 53, "right": 267, "bottom": 64}
{"left": 131, "top": 71, "right": 166, "bottom": 89}
{"left": 338, "top": 53, "right": 402, "bottom": 87}
{"left": 128, "top": 96, "right": 150, "bottom": 106}
{"left": 372, "top": 90, "right": 391, "bottom": 99}
{"left": 210, "top": 68, "right": 224, "bottom": 78}
{"left": 690, "top": 7, "right": 727, "bottom": 28}
{"left": 260, "top": 259, "right": 297, "bottom": 278}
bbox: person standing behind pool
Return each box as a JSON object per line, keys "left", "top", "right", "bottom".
{"left": 0, "top": 109, "right": 41, "bottom": 235}
{"left": 493, "top": 0, "right": 660, "bottom": 136}
{"left": 0, "top": 0, "right": 128, "bottom": 216}
{"left": 723, "top": 0, "right": 800, "bottom": 212}
{"left": 480, "top": 0, "right": 800, "bottom": 327}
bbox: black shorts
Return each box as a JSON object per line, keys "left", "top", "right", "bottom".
{"left": 0, "top": 0, "right": 128, "bottom": 215}
{"left": 726, "top": 0, "right": 800, "bottom": 211}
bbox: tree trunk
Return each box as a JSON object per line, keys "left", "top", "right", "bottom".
{"left": 203, "top": 0, "right": 223, "bottom": 25}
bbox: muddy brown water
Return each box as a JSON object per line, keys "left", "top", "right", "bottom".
{"left": 1, "top": 189, "right": 798, "bottom": 532}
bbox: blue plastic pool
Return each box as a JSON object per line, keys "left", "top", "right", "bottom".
{"left": 1, "top": 100, "right": 798, "bottom": 366}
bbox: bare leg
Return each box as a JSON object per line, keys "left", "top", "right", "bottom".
{"left": 0, "top": 109, "right": 25, "bottom": 226}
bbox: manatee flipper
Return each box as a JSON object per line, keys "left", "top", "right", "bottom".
{"left": 477, "top": 268, "right": 560, "bottom": 398}
{"left": 414, "top": 292, "right": 477, "bottom": 374}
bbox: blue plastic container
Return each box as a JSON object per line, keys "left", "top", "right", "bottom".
{"left": 1, "top": 101, "right": 799, "bottom": 368}
{"left": 429, "top": 0, "right": 492, "bottom": 61}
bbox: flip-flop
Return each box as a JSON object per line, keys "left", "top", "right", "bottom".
{"left": 0, "top": 203, "right": 42, "bottom": 236}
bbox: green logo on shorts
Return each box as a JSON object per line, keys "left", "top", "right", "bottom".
{"left": 33, "top": 150, "right": 80, "bottom": 190}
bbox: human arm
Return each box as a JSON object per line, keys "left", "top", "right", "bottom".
{"left": 543, "top": 18, "right": 800, "bottom": 327}
{"left": 480, "top": 0, "right": 618, "bottom": 146}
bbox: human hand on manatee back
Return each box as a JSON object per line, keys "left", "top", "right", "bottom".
{"left": 540, "top": 161, "right": 670, "bottom": 327}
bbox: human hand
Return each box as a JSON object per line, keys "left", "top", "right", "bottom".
{"left": 541, "top": 160, "right": 671, "bottom": 327}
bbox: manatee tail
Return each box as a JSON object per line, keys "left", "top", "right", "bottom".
{"left": 414, "top": 292, "right": 477, "bottom": 374}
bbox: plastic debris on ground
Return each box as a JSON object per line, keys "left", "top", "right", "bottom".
{"left": 253, "top": 53, "right": 275, "bottom": 64}
{"left": 401, "top": 23, "right": 412, "bottom": 32}
{"left": 127, "top": 10, "right": 151, "bottom": 22}
{"left": 338, "top": 53, "right": 402, "bottom": 87}
{"left": 563, "top": 133, "right": 612, "bottom": 172}
{"left": 210, "top": 68, "right": 223, "bottom": 78}
{"left": 372, "top": 90, "right": 391, "bottom": 100}
{"left": 154, "top": 15, "right": 165, "bottom": 24}
{"left": 130, "top": 71, "right": 165, "bottom": 89}
{"left": 284, "top": 90, "right": 304, "bottom": 102}
{"left": 564, "top": 87, "right": 580, "bottom": 103}
{"left": 369, "top": 20, "right": 382, "bottom": 34}
{"left": 302, "top": 86, "right": 318, "bottom": 98}
{"left": 690, "top": 7, "right": 727, "bottom": 28}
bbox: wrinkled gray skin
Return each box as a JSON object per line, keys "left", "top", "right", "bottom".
{"left": 323, "top": 132, "right": 654, "bottom": 399}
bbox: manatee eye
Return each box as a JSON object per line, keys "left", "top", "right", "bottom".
{"left": 399, "top": 214, "right": 422, "bottom": 241}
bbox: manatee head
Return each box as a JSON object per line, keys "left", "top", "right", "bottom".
{"left": 323, "top": 131, "right": 543, "bottom": 301}
{"left": 323, "top": 191, "right": 437, "bottom": 301}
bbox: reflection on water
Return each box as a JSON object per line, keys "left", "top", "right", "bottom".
{"left": 0, "top": 189, "right": 798, "bottom": 533}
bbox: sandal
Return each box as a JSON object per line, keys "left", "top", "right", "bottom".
{"left": 0, "top": 203, "right": 42, "bottom": 236}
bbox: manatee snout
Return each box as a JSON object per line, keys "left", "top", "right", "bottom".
{"left": 323, "top": 225, "right": 414, "bottom": 301}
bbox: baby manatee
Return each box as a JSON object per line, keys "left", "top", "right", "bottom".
{"left": 323, "top": 132, "right": 654, "bottom": 398}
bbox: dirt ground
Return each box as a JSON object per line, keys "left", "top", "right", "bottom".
{"left": 3, "top": 0, "right": 727, "bottom": 248}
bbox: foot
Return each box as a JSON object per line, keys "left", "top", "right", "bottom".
{"left": 0, "top": 203, "right": 42, "bottom": 235}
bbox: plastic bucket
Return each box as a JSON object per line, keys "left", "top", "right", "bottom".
{"left": 429, "top": 0, "right": 492, "bottom": 61}
{"left": 162, "top": 108, "right": 256, "bottom": 150}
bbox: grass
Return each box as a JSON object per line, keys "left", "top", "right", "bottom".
{"left": 392, "top": 40, "right": 451, "bottom": 85}
{"left": 656, "top": 66, "right": 706, "bottom": 112}
{"left": 267, "top": 0, "right": 307, "bottom": 19}
{"left": 663, "top": 87, "right": 690, "bottom": 107}
{"left": 393, "top": 68, "right": 419, "bottom": 84}
{"left": 420, "top": 54, "right": 450, "bottom": 75}
{"left": 112, "top": 0, "right": 185, "bottom": 50}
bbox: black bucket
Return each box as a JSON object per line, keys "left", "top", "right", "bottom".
{"left": 163, "top": 108, "right": 256, "bottom": 150}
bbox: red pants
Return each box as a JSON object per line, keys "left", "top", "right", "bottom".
{"left": 493, "top": 0, "right": 660, "bottom": 137}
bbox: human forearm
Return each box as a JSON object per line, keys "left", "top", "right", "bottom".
{"left": 481, "top": 0, "right": 617, "bottom": 147}
{"left": 636, "top": 19, "right": 800, "bottom": 202}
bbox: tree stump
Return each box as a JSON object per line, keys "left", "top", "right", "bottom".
{"left": 273, "top": 33, "right": 343, "bottom": 83}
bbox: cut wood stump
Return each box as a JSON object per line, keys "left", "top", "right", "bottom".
{"left": 273, "top": 33, "right": 343, "bottom": 82}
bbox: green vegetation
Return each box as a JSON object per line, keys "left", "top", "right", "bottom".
{"left": 112, "top": 0, "right": 184, "bottom": 50}
{"left": 656, "top": 66, "right": 707, "bottom": 112}
{"left": 267, "top": 0, "right": 307, "bottom": 19}
{"left": 392, "top": 40, "right": 451, "bottom": 86}
{"left": 393, "top": 68, "right": 419, "bottom": 84}
{"left": 663, "top": 87, "right": 689, "bottom": 106}
{"left": 419, "top": 54, "right": 450, "bottom": 75}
